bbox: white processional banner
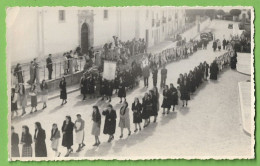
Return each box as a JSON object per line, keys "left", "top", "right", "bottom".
{"left": 103, "top": 61, "right": 117, "bottom": 80}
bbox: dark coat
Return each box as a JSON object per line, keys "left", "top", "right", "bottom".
{"left": 118, "top": 82, "right": 126, "bottom": 98}
{"left": 11, "top": 132, "right": 20, "bottom": 157}
{"left": 34, "top": 129, "right": 47, "bottom": 157}
{"left": 106, "top": 82, "right": 114, "bottom": 97}
{"left": 180, "top": 81, "right": 190, "bottom": 101}
{"left": 169, "top": 86, "right": 178, "bottom": 105}
{"left": 161, "top": 89, "right": 171, "bottom": 108}
{"left": 100, "top": 80, "right": 107, "bottom": 96}
{"left": 59, "top": 81, "right": 67, "bottom": 99}
{"left": 142, "top": 97, "right": 152, "bottom": 119}
{"left": 150, "top": 94, "right": 158, "bottom": 116}
{"left": 61, "top": 121, "right": 74, "bottom": 148}
{"left": 132, "top": 102, "right": 142, "bottom": 123}
{"left": 46, "top": 57, "right": 53, "bottom": 71}
{"left": 88, "top": 78, "right": 95, "bottom": 94}
{"left": 80, "top": 78, "right": 88, "bottom": 94}
{"left": 210, "top": 62, "right": 219, "bottom": 80}
{"left": 102, "top": 110, "right": 117, "bottom": 135}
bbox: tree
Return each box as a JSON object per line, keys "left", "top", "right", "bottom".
{"left": 205, "top": 9, "right": 216, "bottom": 20}
{"left": 217, "top": 9, "right": 225, "bottom": 16}
{"left": 230, "top": 9, "right": 242, "bottom": 16}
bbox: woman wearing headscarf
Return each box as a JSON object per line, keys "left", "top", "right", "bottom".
{"left": 21, "top": 125, "right": 33, "bottom": 157}
{"left": 91, "top": 106, "right": 101, "bottom": 146}
{"left": 149, "top": 89, "right": 158, "bottom": 123}
{"left": 34, "top": 122, "right": 47, "bottom": 157}
{"left": 132, "top": 97, "right": 142, "bottom": 132}
{"left": 119, "top": 101, "right": 131, "bottom": 138}
{"left": 102, "top": 104, "right": 117, "bottom": 143}
{"left": 161, "top": 85, "right": 171, "bottom": 114}
{"left": 169, "top": 83, "right": 178, "bottom": 111}
{"left": 62, "top": 116, "right": 74, "bottom": 157}
{"left": 141, "top": 93, "right": 152, "bottom": 127}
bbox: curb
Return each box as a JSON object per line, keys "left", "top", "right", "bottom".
{"left": 238, "top": 82, "right": 251, "bottom": 136}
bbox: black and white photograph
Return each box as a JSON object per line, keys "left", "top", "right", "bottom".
{"left": 7, "top": 6, "right": 254, "bottom": 161}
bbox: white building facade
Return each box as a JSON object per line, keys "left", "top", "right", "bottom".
{"left": 7, "top": 7, "right": 186, "bottom": 63}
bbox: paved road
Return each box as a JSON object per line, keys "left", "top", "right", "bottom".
{"left": 11, "top": 20, "right": 253, "bottom": 159}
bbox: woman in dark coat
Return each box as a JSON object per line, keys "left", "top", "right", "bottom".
{"left": 149, "top": 90, "right": 158, "bottom": 122}
{"left": 118, "top": 78, "right": 126, "bottom": 103}
{"left": 152, "top": 67, "right": 158, "bottom": 87}
{"left": 188, "top": 71, "right": 196, "bottom": 94}
{"left": 62, "top": 116, "right": 74, "bottom": 157}
{"left": 34, "top": 122, "right": 47, "bottom": 157}
{"left": 21, "top": 125, "right": 33, "bottom": 157}
{"left": 102, "top": 104, "right": 117, "bottom": 143}
{"left": 230, "top": 51, "right": 238, "bottom": 69}
{"left": 11, "top": 126, "right": 20, "bottom": 157}
{"left": 177, "top": 74, "right": 184, "bottom": 87}
{"left": 100, "top": 78, "right": 107, "bottom": 100}
{"left": 132, "top": 97, "right": 142, "bottom": 132}
{"left": 180, "top": 76, "right": 190, "bottom": 107}
{"left": 88, "top": 76, "right": 95, "bottom": 98}
{"left": 91, "top": 106, "right": 101, "bottom": 146}
{"left": 210, "top": 60, "right": 219, "bottom": 80}
{"left": 203, "top": 61, "right": 209, "bottom": 80}
{"left": 114, "top": 75, "right": 120, "bottom": 93}
{"left": 59, "top": 76, "right": 67, "bottom": 105}
{"left": 169, "top": 83, "right": 178, "bottom": 111}
{"left": 141, "top": 93, "right": 152, "bottom": 128}
{"left": 161, "top": 85, "right": 171, "bottom": 114}
{"left": 106, "top": 81, "right": 114, "bottom": 102}
{"left": 80, "top": 75, "right": 87, "bottom": 100}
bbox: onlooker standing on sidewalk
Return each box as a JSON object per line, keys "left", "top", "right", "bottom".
{"left": 19, "top": 83, "right": 27, "bottom": 116}
{"left": 29, "top": 84, "right": 38, "bottom": 114}
{"left": 46, "top": 54, "right": 53, "bottom": 80}
{"left": 40, "top": 80, "right": 48, "bottom": 110}
{"left": 142, "top": 66, "right": 150, "bottom": 88}
{"left": 11, "top": 88, "right": 18, "bottom": 118}
{"left": 222, "top": 38, "right": 227, "bottom": 50}
{"left": 14, "top": 63, "right": 24, "bottom": 83}
{"left": 160, "top": 65, "right": 167, "bottom": 88}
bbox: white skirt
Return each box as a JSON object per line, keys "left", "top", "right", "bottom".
{"left": 75, "top": 130, "right": 84, "bottom": 144}
{"left": 42, "top": 95, "right": 48, "bottom": 103}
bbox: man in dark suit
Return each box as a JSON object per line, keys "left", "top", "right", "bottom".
{"left": 46, "top": 54, "right": 53, "bottom": 80}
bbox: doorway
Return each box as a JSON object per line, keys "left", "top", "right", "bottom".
{"left": 81, "top": 23, "right": 89, "bottom": 54}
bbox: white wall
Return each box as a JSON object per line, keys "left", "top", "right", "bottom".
{"left": 93, "top": 9, "right": 118, "bottom": 46}
{"left": 43, "top": 9, "right": 79, "bottom": 54}
{"left": 7, "top": 8, "right": 38, "bottom": 64}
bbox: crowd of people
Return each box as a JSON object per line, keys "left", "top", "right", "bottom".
{"left": 11, "top": 35, "right": 239, "bottom": 158}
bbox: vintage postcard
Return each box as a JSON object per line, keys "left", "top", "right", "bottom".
{"left": 7, "top": 6, "right": 254, "bottom": 161}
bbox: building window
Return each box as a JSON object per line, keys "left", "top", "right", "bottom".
{"left": 104, "top": 10, "right": 108, "bottom": 19}
{"left": 59, "top": 10, "right": 65, "bottom": 22}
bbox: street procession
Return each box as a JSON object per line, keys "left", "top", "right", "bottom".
{"left": 8, "top": 7, "right": 253, "bottom": 159}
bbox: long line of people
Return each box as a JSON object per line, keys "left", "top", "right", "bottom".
{"left": 11, "top": 49, "right": 236, "bottom": 158}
